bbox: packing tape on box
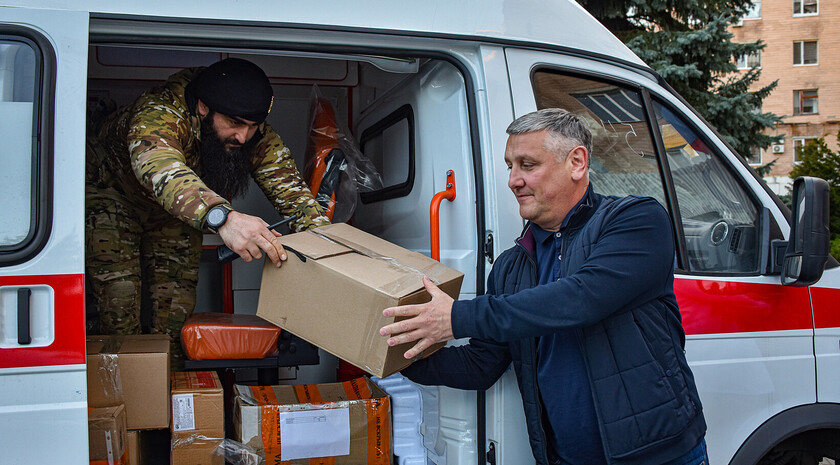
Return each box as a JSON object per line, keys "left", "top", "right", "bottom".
{"left": 238, "top": 381, "right": 391, "bottom": 464}
{"left": 95, "top": 353, "right": 124, "bottom": 406}
{"left": 311, "top": 229, "right": 451, "bottom": 292}
{"left": 212, "top": 438, "right": 263, "bottom": 465}
{"left": 171, "top": 433, "right": 225, "bottom": 449}
{"left": 310, "top": 228, "right": 455, "bottom": 374}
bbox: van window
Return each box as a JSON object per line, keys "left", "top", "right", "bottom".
{"left": 0, "top": 37, "right": 37, "bottom": 251}
{"left": 652, "top": 100, "right": 761, "bottom": 273}
{"left": 360, "top": 104, "right": 415, "bottom": 203}
{"left": 532, "top": 70, "right": 762, "bottom": 274}
{"left": 533, "top": 71, "right": 666, "bottom": 205}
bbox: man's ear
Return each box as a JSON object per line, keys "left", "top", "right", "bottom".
{"left": 568, "top": 146, "right": 589, "bottom": 181}
{"left": 196, "top": 99, "right": 209, "bottom": 117}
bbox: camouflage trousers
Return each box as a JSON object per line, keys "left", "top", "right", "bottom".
{"left": 85, "top": 185, "right": 202, "bottom": 371}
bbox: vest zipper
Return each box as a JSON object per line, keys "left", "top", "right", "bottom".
{"left": 519, "top": 243, "right": 552, "bottom": 465}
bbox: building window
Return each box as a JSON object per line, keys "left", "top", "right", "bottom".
{"left": 745, "top": 2, "right": 761, "bottom": 18}
{"left": 746, "top": 147, "right": 762, "bottom": 165}
{"left": 794, "top": 90, "right": 818, "bottom": 115}
{"left": 793, "top": 41, "right": 818, "bottom": 65}
{"left": 736, "top": 51, "right": 761, "bottom": 69}
{"left": 793, "top": 0, "right": 818, "bottom": 15}
{"left": 793, "top": 138, "right": 815, "bottom": 163}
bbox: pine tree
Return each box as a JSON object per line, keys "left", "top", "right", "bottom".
{"left": 789, "top": 134, "right": 840, "bottom": 257}
{"left": 577, "top": 0, "right": 782, "bottom": 160}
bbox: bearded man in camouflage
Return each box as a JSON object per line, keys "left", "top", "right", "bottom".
{"left": 86, "top": 58, "right": 329, "bottom": 368}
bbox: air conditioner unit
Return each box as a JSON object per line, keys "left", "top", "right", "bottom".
{"left": 771, "top": 144, "right": 785, "bottom": 154}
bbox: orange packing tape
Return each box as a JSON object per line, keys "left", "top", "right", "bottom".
{"left": 342, "top": 378, "right": 371, "bottom": 401}
{"left": 250, "top": 386, "right": 280, "bottom": 405}
{"left": 294, "top": 384, "right": 323, "bottom": 404}
{"left": 366, "top": 396, "right": 391, "bottom": 465}
{"left": 259, "top": 405, "right": 289, "bottom": 463}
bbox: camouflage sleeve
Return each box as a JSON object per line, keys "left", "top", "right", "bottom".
{"left": 251, "top": 125, "right": 330, "bottom": 232}
{"left": 126, "top": 94, "right": 228, "bottom": 230}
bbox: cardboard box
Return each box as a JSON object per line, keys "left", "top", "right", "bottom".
{"left": 233, "top": 377, "right": 391, "bottom": 465}
{"left": 171, "top": 371, "right": 224, "bottom": 437}
{"left": 126, "top": 430, "right": 142, "bottom": 465}
{"left": 257, "top": 223, "right": 464, "bottom": 378}
{"left": 87, "top": 334, "right": 171, "bottom": 429}
{"left": 170, "top": 371, "right": 225, "bottom": 465}
{"left": 171, "top": 436, "right": 224, "bottom": 465}
{"left": 88, "top": 405, "right": 128, "bottom": 465}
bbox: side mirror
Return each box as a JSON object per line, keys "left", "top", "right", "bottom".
{"left": 782, "top": 176, "right": 831, "bottom": 286}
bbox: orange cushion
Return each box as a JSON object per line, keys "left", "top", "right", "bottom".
{"left": 182, "top": 313, "right": 281, "bottom": 360}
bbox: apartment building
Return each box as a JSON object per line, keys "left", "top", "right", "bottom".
{"left": 731, "top": 0, "right": 838, "bottom": 186}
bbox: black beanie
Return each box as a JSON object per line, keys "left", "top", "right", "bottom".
{"left": 188, "top": 58, "right": 273, "bottom": 123}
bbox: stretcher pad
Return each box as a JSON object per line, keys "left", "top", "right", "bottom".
{"left": 182, "top": 313, "right": 281, "bottom": 360}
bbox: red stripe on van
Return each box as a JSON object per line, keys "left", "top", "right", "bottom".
{"left": 0, "top": 274, "right": 86, "bottom": 369}
{"left": 675, "top": 278, "right": 813, "bottom": 335}
{"left": 810, "top": 287, "right": 840, "bottom": 329}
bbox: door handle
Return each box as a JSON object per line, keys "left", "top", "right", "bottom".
{"left": 18, "top": 288, "right": 31, "bottom": 345}
{"left": 430, "top": 170, "right": 456, "bottom": 261}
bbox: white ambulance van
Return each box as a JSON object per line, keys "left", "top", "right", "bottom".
{"left": 0, "top": 1, "right": 837, "bottom": 464}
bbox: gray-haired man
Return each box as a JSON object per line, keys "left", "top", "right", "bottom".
{"left": 380, "top": 108, "right": 708, "bottom": 465}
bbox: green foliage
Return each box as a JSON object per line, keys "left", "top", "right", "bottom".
{"left": 789, "top": 134, "right": 840, "bottom": 243}
{"left": 577, "top": 0, "right": 782, "bottom": 160}
{"left": 754, "top": 157, "right": 777, "bottom": 177}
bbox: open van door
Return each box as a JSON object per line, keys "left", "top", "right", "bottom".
{"left": 504, "top": 47, "right": 820, "bottom": 464}
{"left": 0, "top": 6, "right": 90, "bottom": 463}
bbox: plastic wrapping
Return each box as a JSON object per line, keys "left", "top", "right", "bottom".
{"left": 303, "top": 84, "right": 382, "bottom": 223}
{"left": 90, "top": 351, "right": 124, "bottom": 407}
{"left": 171, "top": 433, "right": 226, "bottom": 465}
{"left": 87, "top": 336, "right": 126, "bottom": 407}
{"left": 211, "top": 438, "right": 264, "bottom": 465}
{"left": 181, "top": 313, "right": 281, "bottom": 360}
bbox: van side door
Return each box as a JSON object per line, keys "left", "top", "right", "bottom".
{"left": 504, "top": 48, "right": 815, "bottom": 464}
{"left": 0, "top": 6, "right": 90, "bottom": 463}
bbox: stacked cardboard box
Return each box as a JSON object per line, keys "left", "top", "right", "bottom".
{"left": 233, "top": 377, "right": 391, "bottom": 465}
{"left": 87, "top": 334, "right": 171, "bottom": 430}
{"left": 126, "top": 430, "right": 142, "bottom": 465}
{"left": 88, "top": 405, "right": 129, "bottom": 465}
{"left": 170, "top": 371, "right": 225, "bottom": 465}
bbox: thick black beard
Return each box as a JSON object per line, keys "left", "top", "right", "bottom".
{"left": 199, "top": 112, "right": 258, "bottom": 200}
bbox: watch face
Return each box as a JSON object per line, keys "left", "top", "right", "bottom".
{"left": 208, "top": 207, "right": 225, "bottom": 226}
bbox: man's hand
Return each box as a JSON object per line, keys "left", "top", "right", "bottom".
{"left": 379, "top": 276, "right": 455, "bottom": 359}
{"left": 218, "top": 211, "right": 286, "bottom": 266}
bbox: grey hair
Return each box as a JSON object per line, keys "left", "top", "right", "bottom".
{"left": 506, "top": 108, "right": 592, "bottom": 163}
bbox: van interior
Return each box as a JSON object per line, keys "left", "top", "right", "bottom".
{"left": 85, "top": 37, "right": 482, "bottom": 463}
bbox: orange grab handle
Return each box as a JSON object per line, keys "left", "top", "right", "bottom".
{"left": 430, "top": 170, "right": 456, "bottom": 262}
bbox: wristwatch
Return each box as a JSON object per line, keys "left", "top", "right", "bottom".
{"left": 205, "top": 205, "right": 231, "bottom": 233}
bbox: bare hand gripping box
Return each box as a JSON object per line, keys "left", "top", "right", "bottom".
{"left": 256, "top": 223, "right": 464, "bottom": 378}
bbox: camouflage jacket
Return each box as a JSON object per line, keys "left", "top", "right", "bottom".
{"left": 87, "top": 68, "right": 329, "bottom": 232}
